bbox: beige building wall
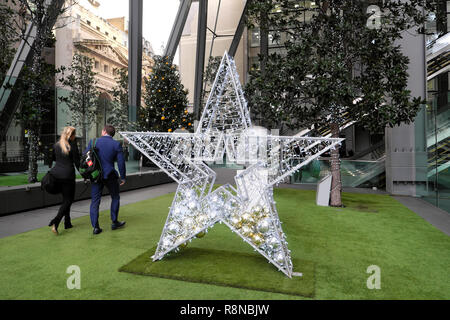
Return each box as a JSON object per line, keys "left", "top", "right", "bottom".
{"left": 54, "top": 1, "right": 153, "bottom": 140}
{"left": 179, "top": 0, "right": 248, "bottom": 105}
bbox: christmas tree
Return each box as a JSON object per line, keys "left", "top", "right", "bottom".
{"left": 141, "top": 55, "right": 192, "bottom": 133}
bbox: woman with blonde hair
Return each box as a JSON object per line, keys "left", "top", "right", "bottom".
{"left": 48, "top": 126, "right": 80, "bottom": 235}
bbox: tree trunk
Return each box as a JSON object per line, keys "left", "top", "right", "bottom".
{"left": 27, "top": 129, "right": 39, "bottom": 183}
{"left": 259, "top": 6, "right": 269, "bottom": 128}
{"left": 260, "top": 7, "right": 269, "bottom": 76}
{"left": 83, "top": 121, "right": 88, "bottom": 152}
{"left": 329, "top": 122, "right": 342, "bottom": 207}
{"left": 27, "top": 41, "right": 43, "bottom": 184}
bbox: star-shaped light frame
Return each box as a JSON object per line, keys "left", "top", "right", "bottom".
{"left": 121, "top": 52, "right": 344, "bottom": 278}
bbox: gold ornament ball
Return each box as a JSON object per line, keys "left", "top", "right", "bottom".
{"left": 252, "top": 233, "right": 264, "bottom": 246}
{"left": 179, "top": 242, "right": 188, "bottom": 249}
{"left": 241, "top": 213, "right": 254, "bottom": 224}
{"left": 176, "top": 236, "right": 187, "bottom": 248}
{"left": 241, "top": 225, "right": 252, "bottom": 237}
{"left": 250, "top": 212, "right": 260, "bottom": 222}
{"left": 196, "top": 231, "right": 206, "bottom": 238}
{"left": 231, "top": 215, "right": 243, "bottom": 229}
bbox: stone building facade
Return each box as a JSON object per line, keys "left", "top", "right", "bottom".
{"left": 55, "top": 0, "right": 153, "bottom": 139}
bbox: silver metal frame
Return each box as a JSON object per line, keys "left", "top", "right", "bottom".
{"left": 121, "top": 53, "right": 344, "bottom": 278}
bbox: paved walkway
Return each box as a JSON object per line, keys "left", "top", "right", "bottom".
{"left": 393, "top": 195, "right": 450, "bottom": 236}
{"left": 1, "top": 178, "right": 449, "bottom": 239}
{"left": 0, "top": 182, "right": 177, "bottom": 239}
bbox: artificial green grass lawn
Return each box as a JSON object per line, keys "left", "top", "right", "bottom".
{"left": 0, "top": 173, "right": 82, "bottom": 187}
{"left": 0, "top": 173, "right": 47, "bottom": 187}
{"left": 0, "top": 188, "right": 449, "bottom": 299}
{"left": 119, "top": 247, "right": 315, "bottom": 298}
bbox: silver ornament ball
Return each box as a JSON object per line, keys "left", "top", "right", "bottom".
{"left": 257, "top": 219, "right": 271, "bottom": 234}
{"left": 167, "top": 222, "right": 180, "bottom": 235}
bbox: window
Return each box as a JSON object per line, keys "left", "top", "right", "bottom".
{"left": 86, "top": 20, "right": 91, "bottom": 26}
{"left": 113, "top": 36, "right": 117, "bottom": 41}
{"left": 105, "top": 31, "right": 109, "bottom": 36}
{"left": 95, "top": 60, "right": 100, "bottom": 69}
{"left": 250, "top": 28, "right": 260, "bottom": 47}
{"left": 96, "top": 26, "right": 100, "bottom": 31}
{"left": 104, "top": 65, "right": 109, "bottom": 73}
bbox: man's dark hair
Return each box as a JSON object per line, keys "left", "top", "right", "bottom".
{"left": 104, "top": 124, "right": 116, "bottom": 137}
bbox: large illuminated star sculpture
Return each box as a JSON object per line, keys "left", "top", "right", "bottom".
{"left": 121, "top": 52, "right": 344, "bottom": 278}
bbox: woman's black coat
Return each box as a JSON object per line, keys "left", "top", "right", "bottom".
{"left": 49, "top": 140, "right": 80, "bottom": 180}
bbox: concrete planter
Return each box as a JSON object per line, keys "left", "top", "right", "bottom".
{"left": 0, "top": 170, "right": 173, "bottom": 216}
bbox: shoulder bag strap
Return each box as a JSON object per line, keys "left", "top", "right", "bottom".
{"left": 92, "top": 138, "right": 103, "bottom": 171}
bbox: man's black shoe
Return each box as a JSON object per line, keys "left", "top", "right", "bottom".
{"left": 93, "top": 227, "right": 103, "bottom": 235}
{"left": 111, "top": 221, "right": 126, "bottom": 230}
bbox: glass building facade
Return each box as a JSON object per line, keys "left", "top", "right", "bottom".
{"left": 419, "top": 1, "right": 450, "bottom": 212}
{"left": 246, "top": 1, "right": 450, "bottom": 213}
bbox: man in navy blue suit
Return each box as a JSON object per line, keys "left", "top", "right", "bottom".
{"left": 86, "top": 125, "right": 126, "bottom": 235}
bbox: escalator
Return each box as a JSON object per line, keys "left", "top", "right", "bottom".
{"left": 426, "top": 32, "right": 450, "bottom": 81}
{"left": 340, "top": 156, "right": 386, "bottom": 188}
{"left": 291, "top": 114, "right": 386, "bottom": 188}
{"left": 426, "top": 104, "right": 450, "bottom": 176}
{"left": 426, "top": 108, "right": 450, "bottom": 211}
{"left": 428, "top": 131, "right": 450, "bottom": 179}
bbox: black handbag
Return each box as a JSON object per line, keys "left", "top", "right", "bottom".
{"left": 41, "top": 171, "right": 60, "bottom": 194}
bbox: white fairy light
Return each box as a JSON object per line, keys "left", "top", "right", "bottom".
{"left": 120, "top": 52, "right": 344, "bottom": 278}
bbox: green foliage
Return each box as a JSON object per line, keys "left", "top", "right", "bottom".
{"left": 141, "top": 55, "right": 192, "bottom": 133}
{"left": 13, "top": 61, "right": 56, "bottom": 133}
{"left": 245, "top": 50, "right": 308, "bottom": 132}
{"left": 59, "top": 53, "right": 99, "bottom": 146}
{"left": 11, "top": 0, "right": 70, "bottom": 183}
{"left": 245, "top": 0, "right": 441, "bottom": 134}
{"left": 0, "top": 3, "right": 19, "bottom": 85}
{"left": 109, "top": 68, "right": 130, "bottom": 132}
{"left": 245, "top": 0, "right": 441, "bottom": 206}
